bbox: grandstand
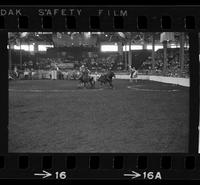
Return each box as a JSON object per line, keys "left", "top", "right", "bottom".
{"left": 8, "top": 32, "right": 189, "bottom": 81}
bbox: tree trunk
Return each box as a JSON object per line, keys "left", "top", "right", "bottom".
{"left": 163, "top": 40, "right": 167, "bottom": 74}
{"left": 179, "top": 32, "right": 185, "bottom": 76}
{"left": 152, "top": 33, "right": 155, "bottom": 71}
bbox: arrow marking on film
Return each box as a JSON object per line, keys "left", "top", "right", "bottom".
{"left": 34, "top": 170, "right": 52, "bottom": 179}
{"left": 124, "top": 171, "right": 141, "bottom": 179}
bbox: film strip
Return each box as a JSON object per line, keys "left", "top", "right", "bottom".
{"left": 0, "top": 5, "right": 200, "bottom": 180}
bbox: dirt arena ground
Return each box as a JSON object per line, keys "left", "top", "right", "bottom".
{"left": 8, "top": 79, "right": 189, "bottom": 153}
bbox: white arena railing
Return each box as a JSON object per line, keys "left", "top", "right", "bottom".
{"left": 115, "top": 74, "right": 190, "bottom": 87}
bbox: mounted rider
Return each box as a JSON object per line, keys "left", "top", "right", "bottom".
{"left": 106, "top": 67, "right": 115, "bottom": 80}
{"left": 98, "top": 67, "right": 115, "bottom": 88}
{"left": 79, "top": 64, "right": 85, "bottom": 73}
{"left": 78, "top": 65, "right": 94, "bottom": 88}
{"left": 80, "top": 64, "right": 90, "bottom": 76}
{"left": 93, "top": 71, "right": 100, "bottom": 83}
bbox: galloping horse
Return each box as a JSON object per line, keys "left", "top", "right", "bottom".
{"left": 78, "top": 70, "right": 95, "bottom": 88}
{"left": 98, "top": 71, "right": 116, "bottom": 88}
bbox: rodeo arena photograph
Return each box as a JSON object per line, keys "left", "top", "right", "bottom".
{"left": 8, "top": 32, "right": 190, "bottom": 153}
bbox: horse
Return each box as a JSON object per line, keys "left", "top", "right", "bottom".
{"left": 8, "top": 71, "right": 18, "bottom": 80}
{"left": 78, "top": 72, "right": 95, "bottom": 88}
{"left": 98, "top": 71, "right": 116, "bottom": 88}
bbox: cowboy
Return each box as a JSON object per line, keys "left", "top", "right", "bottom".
{"left": 93, "top": 71, "right": 100, "bottom": 83}
{"left": 14, "top": 66, "right": 18, "bottom": 78}
{"left": 79, "top": 64, "right": 85, "bottom": 73}
{"left": 129, "top": 65, "right": 134, "bottom": 81}
{"left": 129, "top": 66, "right": 138, "bottom": 83}
{"left": 132, "top": 68, "right": 138, "bottom": 83}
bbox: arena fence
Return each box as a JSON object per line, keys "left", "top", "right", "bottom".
{"left": 115, "top": 74, "right": 190, "bottom": 87}
{"left": 10, "top": 69, "right": 190, "bottom": 87}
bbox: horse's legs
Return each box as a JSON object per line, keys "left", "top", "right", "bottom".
{"left": 93, "top": 79, "right": 95, "bottom": 88}
{"left": 92, "top": 79, "right": 95, "bottom": 88}
{"left": 109, "top": 81, "right": 113, "bottom": 88}
{"left": 104, "top": 80, "right": 108, "bottom": 87}
{"left": 83, "top": 82, "right": 86, "bottom": 88}
{"left": 90, "top": 81, "right": 93, "bottom": 88}
{"left": 86, "top": 81, "right": 90, "bottom": 88}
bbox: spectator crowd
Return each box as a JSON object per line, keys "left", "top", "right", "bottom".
{"left": 9, "top": 48, "right": 190, "bottom": 80}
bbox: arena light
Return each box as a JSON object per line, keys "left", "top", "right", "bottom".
{"left": 38, "top": 45, "right": 47, "bottom": 51}
{"left": 154, "top": 45, "right": 163, "bottom": 51}
{"left": 123, "top": 45, "right": 129, "bottom": 51}
{"left": 29, "top": 45, "right": 34, "bottom": 51}
{"left": 14, "top": 45, "right": 20, "bottom": 50}
{"left": 170, "top": 44, "right": 178, "bottom": 48}
{"left": 123, "top": 45, "right": 143, "bottom": 51}
{"left": 38, "top": 45, "right": 54, "bottom": 51}
{"left": 21, "top": 45, "right": 29, "bottom": 51}
{"left": 14, "top": 44, "right": 34, "bottom": 51}
{"left": 122, "top": 44, "right": 164, "bottom": 51}
{"left": 131, "top": 45, "right": 143, "bottom": 50}
{"left": 146, "top": 45, "right": 163, "bottom": 51}
{"left": 169, "top": 44, "right": 189, "bottom": 49}
{"left": 101, "top": 45, "right": 118, "bottom": 52}
{"left": 21, "top": 45, "right": 34, "bottom": 51}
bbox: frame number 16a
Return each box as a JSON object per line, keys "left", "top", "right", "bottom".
{"left": 143, "top": 172, "right": 162, "bottom": 180}
{"left": 124, "top": 171, "right": 162, "bottom": 180}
